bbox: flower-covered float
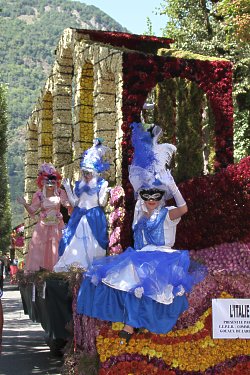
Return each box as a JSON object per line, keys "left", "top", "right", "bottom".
{"left": 18, "top": 28, "right": 249, "bottom": 374}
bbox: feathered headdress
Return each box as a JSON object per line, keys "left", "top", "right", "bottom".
{"left": 129, "top": 123, "right": 176, "bottom": 199}
{"left": 80, "top": 138, "right": 110, "bottom": 173}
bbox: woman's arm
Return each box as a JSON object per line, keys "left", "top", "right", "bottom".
{"left": 98, "top": 180, "right": 110, "bottom": 207}
{"left": 168, "top": 203, "right": 188, "bottom": 221}
{"left": 62, "top": 179, "right": 79, "bottom": 207}
{"left": 164, "top": 170, "right": 188, "bottom": 220}
{"left": 59, "top": 188, "right": 72, "bottom": 208}
{"left": 17, "top": 193, "right": 41, "bottom": 217}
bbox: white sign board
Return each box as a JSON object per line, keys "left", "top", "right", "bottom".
{"left": 212, "top": 299, "right": 250, "bottom": 339}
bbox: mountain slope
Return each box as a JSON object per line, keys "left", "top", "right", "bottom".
{"left": 0, "top": 0, "right": 128, "bottom": 227}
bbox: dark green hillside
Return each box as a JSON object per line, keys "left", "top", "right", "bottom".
{"left": 0, "top": 0, "right": 128, "bottom": 227}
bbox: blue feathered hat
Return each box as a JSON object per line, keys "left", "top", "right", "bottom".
{"left": 80, "top": 138, "right": 110, "bottom": 173}
{"left": 129, "top": 122, "right": 176, "bottom": 198}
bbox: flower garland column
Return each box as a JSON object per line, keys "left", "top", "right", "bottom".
{"left": 52, "top": 51, "right": 73, "bottom": 167}
{"left": 38, "top": 91, "right": 53, "bottom": 165}
{"left": 24, "top": 112, "right": 39, "bottom": 254}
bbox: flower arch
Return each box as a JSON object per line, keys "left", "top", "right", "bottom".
{"left": 120, "top": 51, "right": 233, "bottom": 248}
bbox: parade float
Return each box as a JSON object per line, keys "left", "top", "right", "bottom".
{"left": 18, "top": 29, "right": 249, "bottom": 374}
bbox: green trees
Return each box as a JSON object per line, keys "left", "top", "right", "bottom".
{"left": 0, "top": 0, "right": 128, "bottom": 226}
{"left": 0, "top": 85, "right": 12, "bottom": 253}
{"left": 159, "top": 0, "right": 249, "bottom": 162}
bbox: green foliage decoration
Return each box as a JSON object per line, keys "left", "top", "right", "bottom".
{"left": 155, "top": 78, "right": 177, "bottom": 145}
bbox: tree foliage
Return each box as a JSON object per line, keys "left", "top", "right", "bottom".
{"left": 0, "top": 0, "right": 128, "bottom": 227}
{"left": 0, "top": 85, "right": 12, "bottom": 252}
{"left": 159, "top": 0, "right": 249, "bottom": 162}
{"left": 216, "top": 0, "right": 250, "bottom": 44}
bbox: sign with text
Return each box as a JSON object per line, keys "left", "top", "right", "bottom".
{"left": 212, "top": 299, "right": 250, "bottom": 339}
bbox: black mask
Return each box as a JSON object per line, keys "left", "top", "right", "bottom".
{"left": 139, "top": 189, "right": 165, "bottom": 201}
{"left": 43, "top": 175, "right": 57, "bottom": 186}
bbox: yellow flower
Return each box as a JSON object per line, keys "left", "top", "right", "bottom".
{"left": 105, "top": 350, "right": 112, "bottom": 358}
{"left": 112, "top": 322, "right": 124, "bottom": 330}
{"left": 128, "top": 338, "right": 136, "bottom": 347}
{"left": 126, "top": 345, "right": 134, "bottom": 354}
{"left": 220, "top": 291, "right": 232, "bottom": 298}
{"left": 171, "top": 359, "right": 179, "bottom": 368}
{"left": 155, "top": 351, "right": 163, "bottom": 358}
{"left": 99, "top": 354, "right": 107, "bottom": 362}
{"left": 179, "top": 363, "right": 188, "bottom": 371}
{"left": 192, "top": 364, "right": 201, "bottom": 372}
{"left": 141, "top": 346, "right": 150, "bottom": 356}
{"left": 195, "top": 321, "right": 204, "bottom": 330}
{"left": 148, "top": 349, "right": 156, "bottom": 357}
{"left": 200, "top": 364, "right": 208, "bottom": 372}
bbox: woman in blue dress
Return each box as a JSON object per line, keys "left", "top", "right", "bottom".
{"left": 77, "top": 123, "right": 205, "bottom": 342}
{"left": 53, "top": 139, "right": 110, "bottom": 272}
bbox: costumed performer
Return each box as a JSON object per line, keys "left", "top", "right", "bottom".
{"left": 77, "top": 122, "right": 206, "bottom": 343}
{"left": 17, "top": 163, "right": 70, "bottom": 272}
{"left": 53, "top": 139, "right": 110, "bottom": 272}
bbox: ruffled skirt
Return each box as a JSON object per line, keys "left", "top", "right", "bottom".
{"left": 77, "top": 247, "right": 205, "bottom": 333}
{"left": 25, "top": 220, "right": 64, "bottom": 272}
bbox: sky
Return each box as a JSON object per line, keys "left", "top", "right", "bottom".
{"left": 77, "top": 0, "right": 168, "bottom": 37}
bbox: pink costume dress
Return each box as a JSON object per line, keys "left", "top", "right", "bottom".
{"left": 25, "top": 189, "right": 69, "bottom": 272}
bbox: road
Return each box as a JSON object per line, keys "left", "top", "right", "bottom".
{"left": 0, "top": 279, "right": 63, "bottom": 375}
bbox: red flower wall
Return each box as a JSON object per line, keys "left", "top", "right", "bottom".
{"left": 120, "top": 52, "right": 234, "bottom": 249}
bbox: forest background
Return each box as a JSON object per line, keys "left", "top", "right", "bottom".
{"left": 0, "top": 0, "right": 249, "bottom": 249}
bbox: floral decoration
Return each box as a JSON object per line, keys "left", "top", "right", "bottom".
{"left": 77, "top": 29, "right": 174, "bottom": 52}
{"left": 95, "top": 295, "right": 249, "bottom": 374}
{"left": 68, "top": 235, "right": 249, "bottom": 374}
{"left": 120, "top": 50, "right": 235, "bottom": 250}
{"left": 22, "top": 29, "right": 248, "bottom": 375}
{"left": 108, "top": 186, "right": 127, "bottom": 255}
{"left": 79, "top": 62, "right": 94, "bottom": 150}
{"left": 175, "top": 156, "right": 250, "bottom": 249}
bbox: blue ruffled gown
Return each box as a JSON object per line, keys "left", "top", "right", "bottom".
{"left": 77, "top": 202, "right": 205, "bottom": 334}
{"left": 53, "top": 177, "right": 109, "bottom": 272}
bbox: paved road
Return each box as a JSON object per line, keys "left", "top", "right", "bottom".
{"left": 0, "top": 279, "right": 63, "bottom": 375}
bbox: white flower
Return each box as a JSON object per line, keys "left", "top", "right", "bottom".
{"left": 134, "top": 287, "right": 144, "bottom": 299}
{"left": 176, "top": 285, "right": 185, "bottom": 296}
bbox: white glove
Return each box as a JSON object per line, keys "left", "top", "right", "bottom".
{"left": 160, "top": 170, "right": 178, "bottom": 194}
{"left": 164, "top": 170, "right": 186, "bottom": 207}
{"left": 62, "top": 179, "right": 77, "bottom": 207}
{"left": 99, "top": 182, "right": 110, "bottom": 207}
{"left": 62, "top": 178, "right": 71, "bottom": 191}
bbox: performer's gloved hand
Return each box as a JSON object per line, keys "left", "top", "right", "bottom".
{"left": 62, "top": 178, "right": 77, "bottom": 207}
{"left": 62, "top": 178, "right": 71, "bottom": 191}
{"left": 164, "top": 170, "right": 186, "bottom": 208}
{"left": 163, "top": 170, "right": 178, "bottom": 194}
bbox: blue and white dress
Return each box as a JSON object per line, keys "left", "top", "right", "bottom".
{"left": 77, "top": 199, "right": 205, "bottom": 334}
{"left": 53, "top": 177, "right": 109, "bottom": 272}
